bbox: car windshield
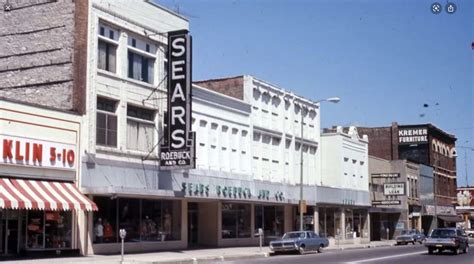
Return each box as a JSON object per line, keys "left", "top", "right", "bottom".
{"left": 430, "top": 229, "right": 456, "bottom": 238}
{"left": 282, "top": 232, "right": 305, "bottom": 239}
{"left": 400, "top": 230, "right": 412, "bottom": 235}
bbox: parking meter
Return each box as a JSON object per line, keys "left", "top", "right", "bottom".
{"left": 257, "top": 228, "right": 263, "bottom": 251}
{"left": 119, "top": 229, "right": 127, "bottom": 263}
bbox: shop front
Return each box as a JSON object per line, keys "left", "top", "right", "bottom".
{"left": 0, "top": 99, "right": 97, "bottom": 258}
{"left": 315, "top": 186, "right": 371, "bottom": 244}
{"left": 0, "top": 179, "right": 97, "bottom": 257}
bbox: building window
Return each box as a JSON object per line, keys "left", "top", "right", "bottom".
{"left": 221, "top": 203, "right": 251, "bottom": 239}
{"left": 98, "top": 40, "right": 117, "bottom": 72}
{"left": 127, "top": 36, "right": 156, "bottom": 84}
{"left": 96, "top": 97, "right": 118, "bottom": 147}
{"left": 27, "top": 211, "right": 72, "bottom": 249}
{"left": 127, "top": 105, "right": 155, "bottom": 152}
{"left": 255, "top": 205, "right": 284, "bottom": 237}
{"left": 128, "top": 51, "right": 154, "bottom": 84}
{"left": 93, "top": 197, "right": 181, "bottom": 243}
{"left": 97, "top": 23, "right": 118, "bottom": 73}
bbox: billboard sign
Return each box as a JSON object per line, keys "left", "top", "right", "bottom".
{"left": 383, "top": 182, "right": 406, "bottom": 196}
{"left": 159, "top": 30, "right": 195, "bottom": 170}
{"left": 398, "top": 127, "right": 428, "bottom": 145}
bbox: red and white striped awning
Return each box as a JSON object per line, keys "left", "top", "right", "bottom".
{"left": 0, "top": 178, "right": 97, "bottom": 211}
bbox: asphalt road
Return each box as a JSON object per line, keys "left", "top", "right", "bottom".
{"left": 224, "top": 239, "right": 474, "bottom": 264}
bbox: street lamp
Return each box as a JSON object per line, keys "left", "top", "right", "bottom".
{"left": 298, "top": 96, "right": 341, "bottom": 231}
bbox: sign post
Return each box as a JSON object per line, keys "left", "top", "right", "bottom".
{"left": 119, "top": 229, "right": 127, "bottom": 263}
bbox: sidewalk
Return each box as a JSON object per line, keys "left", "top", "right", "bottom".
{"left": 3, "top": 240, "right": 396, "bottom": 264}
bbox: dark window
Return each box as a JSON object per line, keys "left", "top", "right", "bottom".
{"left": 127, "top": 105, "right": 154, "bottom": 121}
{"left": 146, "top": 44, "right": 150, "bottom": 52}
{"left": 128, "top": 51, "right": 154, "bottom": 84}
{"left": 222, "top": 203, "right": 251, "bottom": 239}
{"left": 98, "top": 40, "right": 117, "bottom": 73}
{"left": 127, "top": 105, "right": 155, "bottom": 152}
{"left": 100, "top": 26, "right": 105, "bottom": 36}
{"left": 96, "top": 97, "right": 118, "bottom": 147}
{"left": 109, "top": 31, "right": 114, "bottom": 39}
{"left": 132, "top": 38, "right": 136, "bottom": 47}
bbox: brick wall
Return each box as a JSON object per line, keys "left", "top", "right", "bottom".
{"left": 0, "top": 0, "right": 86, "bottom": 113}
{"left": 194, "top": 76, "right": 244, "bottom": 100}
{"left": 357, "top": 126, "right": 394, "bottom": 160}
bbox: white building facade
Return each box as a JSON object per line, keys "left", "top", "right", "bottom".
{"left": 318, "top": 126, "right": 371, "bottom": 243}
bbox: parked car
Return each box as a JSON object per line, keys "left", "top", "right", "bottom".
{"left": 465, "top": 229, "right": 474, "bottom": 238}
{"left": 395, "top": 229, "right": 425, "bottom": 245}
{"left": 424, "top": 228, "right": 469, "bottom": 255}
{"left": 269, "top": 231, "right": 329, "bottom": 254}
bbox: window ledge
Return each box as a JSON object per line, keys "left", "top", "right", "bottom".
{"left": 96, "top": 145, "right": 158, "bottom": 159}
{"left": 97, "top": 69, "right": 163, "bottom": 92}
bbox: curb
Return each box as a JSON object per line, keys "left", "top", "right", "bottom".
{"left": 325, "top": 243, "right": 395, "bottom": 252}
{"left": 127, "top": 252, "right": 270, "bottom": 264}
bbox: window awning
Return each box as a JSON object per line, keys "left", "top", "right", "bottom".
{"left": 0, "top": 178, "right": 97, "bottom": 211}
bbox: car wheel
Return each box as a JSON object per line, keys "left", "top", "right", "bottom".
{"left": 298, "top": 244, "right": 306, "bottom": 254}
{"left": 396, "top": 242, "right": 400, "bottom": 245}
{"left": 419, "top": 240, "right": 423, "bottom": 245}
{"left": 412, "top": 241, "right": 416, "bottom": 245}
{"left": 453, "top": 247, "right": 460, "bottom": 255}
{"left": 428, "top": 247, "right": 434, "bottom": 255}
{"left": 317, "top": 244, "right": 324, "bottom": 253}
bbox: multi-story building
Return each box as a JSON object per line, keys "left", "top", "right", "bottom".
{"left": 319, "top": 126, "right": 370, "bottom": 243}
{"left": 0, "top": 0, "right": 372, "bottom": 257}
{"left": 368, "top": 157, "right": 425, "bottom": 240}
{"left": 358, "top": 123, "right": 458, "bottom": 228}
{"left": 0, "top": 99, "right": 96, "bottom": 257}
{"left": 456, "top": 187, "right": 473, "bottom": 229}
{"left": 0, "top": 0, "right": 95, "bottom": 257}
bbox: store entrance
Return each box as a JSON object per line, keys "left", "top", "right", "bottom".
{"left": 1, "top": 210, "right": 19, "bottom": 256}
{"left": 187, "top": 202, "right": 199, "bottom": 247}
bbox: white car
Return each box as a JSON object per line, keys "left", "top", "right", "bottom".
{"left": 465, "top": 229, "right": 474, "bottom": 238}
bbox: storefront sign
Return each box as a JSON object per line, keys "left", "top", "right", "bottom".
{"left": 372, "top": 200, "right": 401, "bottom": 205}
{"left": 181, "top": 182, "right": 209, "bottom": 196}
{"left": 396, "top": 222, "right": 405, "bottom": 230}
{"left": 384, "top": 183, "right": 406, "bottom": 196}
{"left": 160, "top": 30, "right": 195, "bottom": 170}
{"left": 343, "top": 199, "right": 355, "bottom": 205}
{"left": 217, "top": 185, "right": 252, "bottom": 199}
{"left": 371, "top": 173, "right": 400, "bottom": 178}
{"left": 258, "top": 189, "right": 270, "bottom": 200}
{"left": 1, "top": 135, "right": 76, "bottom": 170}
{"left": 398, "top": 127, "right": 428, "bottom": 144}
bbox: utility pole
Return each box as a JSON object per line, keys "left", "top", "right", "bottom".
{"left": 299, "top": 108, "right": 304, "bottom": 231}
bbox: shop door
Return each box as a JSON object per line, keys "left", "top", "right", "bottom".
{"left": 1, "top": 210, "right": 19, "bottom": 256}
{"left": 0, "top": 210, "right": 3, "bottom": 255}
{"left": 188, "top": 203, "right": 198, "bottom": 246}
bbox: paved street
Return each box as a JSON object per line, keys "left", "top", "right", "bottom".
{"left": 225, "top": 240, "right": 474, "bottom": 264}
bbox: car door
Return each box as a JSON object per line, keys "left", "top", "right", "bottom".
{"left": 456, "top": 229, "right": 466, "bottom": 249}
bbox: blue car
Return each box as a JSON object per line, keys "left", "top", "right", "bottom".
{"left": 269, "top": 231, "right": 329, "bottom": 254}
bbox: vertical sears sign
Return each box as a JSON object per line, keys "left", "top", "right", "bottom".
{"left": 160, "top": 30, "right": 195, "bottom": 170}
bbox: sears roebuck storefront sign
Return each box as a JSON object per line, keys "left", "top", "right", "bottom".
{"left": 160, "top": 30, "right": 195, "bottom": 170}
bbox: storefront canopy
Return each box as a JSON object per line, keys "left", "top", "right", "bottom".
{"left": 438, "top": 215, "right": 463, "bottom": 223}
{"left": 0, "top": 178, "right": 97, "bottom": 211}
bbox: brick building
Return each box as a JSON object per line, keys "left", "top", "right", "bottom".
{"left": 358, "top": 123, "right": 458, "bottom": 228}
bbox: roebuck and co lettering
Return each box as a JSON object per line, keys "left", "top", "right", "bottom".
{"left": 160, "top": 30, "right": 195, "bottom": 169}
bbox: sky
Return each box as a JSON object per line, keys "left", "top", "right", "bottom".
{"left": 157, "top": 0, "right": 474, "bottom": 187}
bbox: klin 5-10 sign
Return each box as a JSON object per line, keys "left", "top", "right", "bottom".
{"left": 160, "top": 30, "right": 195, "bottom": 170}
